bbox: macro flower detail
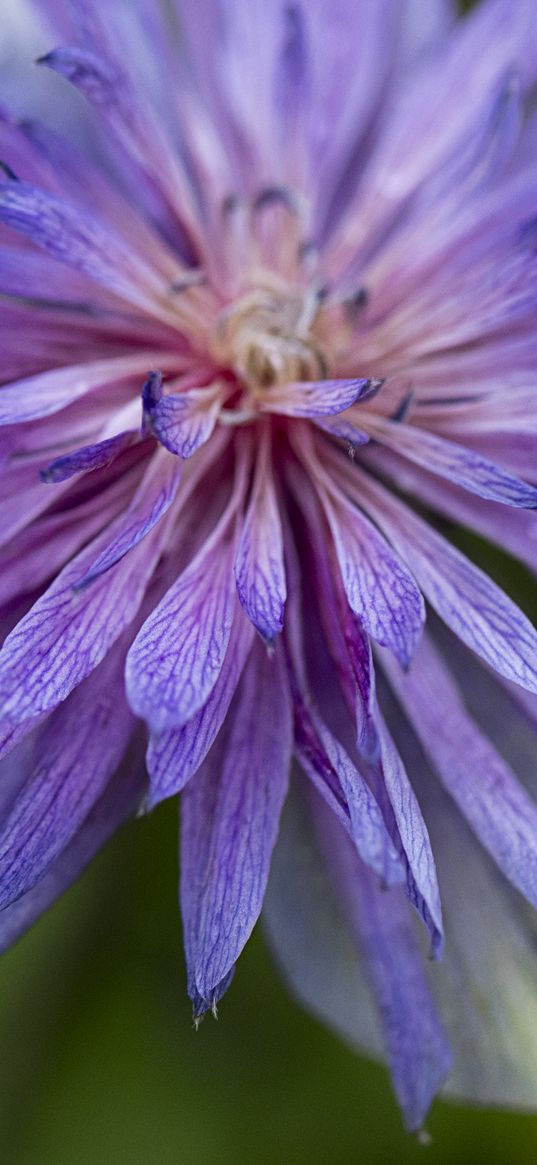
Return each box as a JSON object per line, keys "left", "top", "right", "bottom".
{"left": 1, "top": 0, "right": 537, "bottom": 1132}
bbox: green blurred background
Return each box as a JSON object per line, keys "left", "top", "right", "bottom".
{"left": 1, "top": 788, "right": 537, "bottom": 1165}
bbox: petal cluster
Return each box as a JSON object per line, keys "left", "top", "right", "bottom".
{"left": 0, "top": 0, "right": 537, "bottom": 1131}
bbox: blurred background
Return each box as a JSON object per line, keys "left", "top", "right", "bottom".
{"left": 1, "top": 786, "right": 537, "bottom": 1165}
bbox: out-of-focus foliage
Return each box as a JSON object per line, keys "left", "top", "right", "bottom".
{"left": 1, "top": 788, "right": 537, "bottom": 1165}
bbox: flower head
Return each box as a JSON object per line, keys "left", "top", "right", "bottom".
{"left": 1, "top": 0, "right": 537, "bottom": 1131}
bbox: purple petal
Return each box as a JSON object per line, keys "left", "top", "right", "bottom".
{"left": 143, "top": 381, "right": 222, "bottom": 459}
{"left": 0, "top": 354, "right": 154, "bottom": 426}
{"left": 389, "top": 700, "right": 537, "bottom": 1108}
{"left": 345, "top": 463, "right": 537, "bottom": 694}
{"left": 0, "top": 741, "right": 145, "bottom": 955}
{"left": 383, "top": 635, "right": 537, "bottom": 914}
{"left": 374, "top": 712, "right": 443, "bottom": 957}
{"left": 0, "top": 179, "right": 167, "bottom": 313}
{"left": 235, "top": 435, "right": 286, "bottom": 641}
{"left": 74, "top": 449, "right": 182, "bottom": 587}
{"left": 264, "top": 786, "right": 451, "bottom": 1132}
{"left": 293, "top": 692, "right": 403, "bottom": 888}
{"left": 316, "top": 800, "right": 451, "bottom": 1131}
{"left": 180, "top": 640, "right": 292, "bottom": 1013}
{"left": 40, "top": 429, "right": 136, "bottom": 483}
{"left": 0, "top": 645, "right": 134, "bottom": 908}
{"left": 316, "top": 481, "right": 424, "bottom": 667}
{"left": 146, "top": 608, "right": 254, "bottom": 808}
{"left": 261, "top": 377, "right": 376, "bottom": 419}
{"left": 126, "top": 507, "right": 238, "bottom": 732}
{"left": 0, "top": 499, "right": 166, "bottom": 724}
{"left": 365, "top": 418, "right": 537, "bottom": 509}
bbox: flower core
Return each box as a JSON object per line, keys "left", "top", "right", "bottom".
{"left": 212, "top": 278, "right": 328, "bottom": 392}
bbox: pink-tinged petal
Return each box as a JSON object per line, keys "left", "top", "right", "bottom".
{"left": 0, "top": 179, "right": 172, "bottom": 317}
{"left": 334, "top": 457, "right": 537, "bottom": 695}
{"left": 235, "top": 431, "right": 286, "bottom": 642}
{"left": 74, "top": 449, "right": 182, "bottom": 587}
{"left": 313, "top": 794, "right": 451, "bottom": 1131}
{"left": 0, "top": 353, "right": 159, "bottom": 425}
{"left": 39, "top": 429, "right": 136, "bottom": 483}
{"left": 0, "top": 643, "right": 135, "bottom": 909}
{"left": 0, "top": 471, "right": 134, "bottom": 607}
{"left": 383, "top": 635, "right": 537, "bottom": 914}
{"left": 374, "top": 712, "right": 443, "bottom": 957}
{"left": 146, "top": 607, "right": 255, "bottom": 808}
{"left": 180, "top": 640, "right": 292, "bottom": 1014}
{"left": 126, "top": 469, "right": 245, "bottom": 733}
{"left": 0, "top": 501, "right": 167, "bottom": 725}
{"left": 142, "top": 372, "right": 223, "bottom": 459}
{"left": 363, "top": 417, "right": 537, "bottom": 509}
{"left": 260, "top": 377, "right": 377, "bottom": 419}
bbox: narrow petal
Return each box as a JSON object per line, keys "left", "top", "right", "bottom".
{"left": 39, "top": 429, "right": 136, "bottom": 483}
{"left": 363, "top": 417, "right": 537, "bottom": 509}
{"left": 0, "top": 179, "right": 168, "bottom": 315}
{"left": 126, "top": 490, "right": 240, "bottom": 733}
{"left": 0, "top": 645, "right": 134, "bottom": 908}
{"left": 383, "top": 635, "right": 537, "bottom": 914}
{"left": 0, "top": 354, "right": 157, "bottom": 425}
{"left": 339, "top": 459, "right": 537, "bottom": 694}
{"left": 180, "top": 641, "right": 292, "bottom": 1013}
{"left": 235, "top": 431, "right": 286, "bottom": 641}
{"left": 0, "top": 743, "right": 145, "bottom": 954}
{"left": 387, "top": 696, "right": 537, "bottom": 1108}
{"left": 0, "top": 498, "right": 166, "bottom": 724}
{"left": 146, "top": 607, "right": 254, "bottom": 808}
{"left": 314, "top": 477, "right": 424, "bottom": 667}
{"left": 374, "top": 712, "right": 443, "bottom": 957}
{"left": 261, "top": 377, "right": 376, "bottom": 419}
{"left": 74, "top": 449, "right": 182, "bottom": 587}
{"left": 265, "top": 785, "right": 451, "bottom": 1131}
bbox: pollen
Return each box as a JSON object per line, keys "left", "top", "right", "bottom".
{"left": 211, "top": 278, "right": 329, "bottom": 392}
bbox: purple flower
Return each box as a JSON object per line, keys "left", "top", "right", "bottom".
{"left": 1, "top": 0, "right": 537, "bottom": 1131}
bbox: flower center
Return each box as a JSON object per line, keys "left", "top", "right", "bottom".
{"left": 211, "top": 280, "right": 328, "bottom": 392}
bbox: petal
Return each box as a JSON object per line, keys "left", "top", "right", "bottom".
{"left": 39, "top": 429, "right": 136, "bottom": 483}
{"left": 386, "top": 693, "right": 537, "bottom": 1108}
{"left": 234, "top": 431, "right": 286, "bottom": 641}
{"left": 265, "top": 783, "right": 451, "bottom": 1130}
{"left": 283, "top": 554, "right": 403, "bottom": 887}
{"left": 363, "top": 418, "right": 537, "bottom": 509}
{"left": 143, "top": 374, "right": 223, "bottom": 459}
{"left": 0, "top": 644, "right": 134, "bottom": 908}
{"left": 339, "top": 458, "right": 537, "bottom": 695}
{"left": 146, "top": 606, "right": 254, "bottom": 808}
{"left": 0, "top": 354, "right": 156, "bottom": 425}
{"left": 314, "top": 476, "right": 424, "bottom": 667}
{"left": 126, "top": 487, "right": 240, "bottom": 732}
{"left": 260, "top": 377, "right": 376, "bottom": 419}
{"left": 180, "top": 639, "right": 292, "bottom": 1013}
{"left": 0, "top": 741, "right": 145, "bottom": 955}
{"left": 382, "top": 634, "right": 537, "bottom": 915}
{"left": 0, "top": 179, "right": 169, "bottom": 316}
{"left": 0, "top": 493, "right": 166, "bottom": 724}
{"left": 73, "top": 448, "right": 182, "bottom": 586}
